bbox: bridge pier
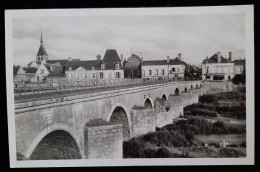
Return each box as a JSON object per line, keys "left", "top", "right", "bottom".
{"left": 84, "top": 124, "right": 123, "bottom": 159}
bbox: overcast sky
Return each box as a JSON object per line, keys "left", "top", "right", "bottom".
{"left": 13, "top": 13, "right": 245, "bottom": 67}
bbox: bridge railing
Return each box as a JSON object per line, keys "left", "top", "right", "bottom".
{"left": 14, "top": 78, "right": 171, "bottom": 103}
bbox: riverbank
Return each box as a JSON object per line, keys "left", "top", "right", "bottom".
{"left": 123, "top": 88, "right": 246, "bottom": 158}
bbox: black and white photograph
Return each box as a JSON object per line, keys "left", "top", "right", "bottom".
{"left": 5, "top": 5, "right": 254, "bottom": 167}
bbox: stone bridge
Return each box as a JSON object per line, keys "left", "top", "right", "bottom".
{"left": 14, "top": 81, "right": 206, "bottom": 160}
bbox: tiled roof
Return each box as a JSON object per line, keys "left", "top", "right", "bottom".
{"left": 203, "top": 53, "right": 229, "bottom": 64}
{"left": 234, "top": 59, "right": 245, "bottom": 66}
{"left": 37, "top": 43, "right": 48, "bottom": 56}
{"left": 143, "top": 57, "right": 184, "bottom": 66}
{"left": 27, "top": 61, "right": 41, "bottom": 67}
{"left": 102, "top": 49, "right": 123, "bottom": 69}
{"left": 43, "top": 64, "right": 51, "bottom": 73}
{"left": 46, "top": 60, "right": 69, "bottom": 66}
{"left": 13, "top": 66, "right": 20, "bottom": 75}
{"left": 170, "top": 57, "right": 184, "bottom": 65}
{"left": 66, "top": 60, "right": 101, "bottom": 70}
{"left": 23, "top": 67, "right": 37, "bottom": 73}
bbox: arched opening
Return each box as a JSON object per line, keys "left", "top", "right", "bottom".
{"left": 191, "top": 85, "right": 193, "bottom": 90}
{"left": 144, "top": 98, "right": 153, "bottom": 109}
{"left": 162, "top": 94, "right": 167, "bottom": 100}
{"left": 110, "top": 107, "right": 130, "bottom": 140}
{"left": 184, "top": 87, "right": 188, "bottom": 93}
{"left": 174, "top": 88, "right": 180, "bottom": 96}
{"left": 196, "top": 84, "right": 198, "bottom": 88}
{"left": 30, "top": 130, "right": 81, "bottom": 160}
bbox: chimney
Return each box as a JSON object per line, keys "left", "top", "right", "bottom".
{"left": 229, "top": 52, "right": 233, "bottom": 62}
{"left": 178, "top": 53, "right": 182, "bottom": 61}
{"left": 96, "top": 54, "right": 101, "bottom": 61}
{"left": 217, "top": 52, "right": 221, "bottom": 63}
{"left": 120, "top": 54, "right": 123, "bottom": 62}
{"left": 68, "top": 57, "right": 72, "bottom": 61}
{"left": 167, "top": 56, "right": 170, "bottom": 63}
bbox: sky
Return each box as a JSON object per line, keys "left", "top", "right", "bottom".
{"left": 12, "top": 13, "right": 245, "bottom": 67}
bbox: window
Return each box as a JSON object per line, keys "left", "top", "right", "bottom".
{"left": 149, "top": 70, "right": 152, "bottom": 75}
{"left": 172, "top": 68, "right": 175, "bottom": 72}
{"left": 206, "top": 69, "right": 209, "bottom": 73}
{"left": 40, "top": 69, "right": 44, "bottom": 74}
{"left": 84, "top": 73, "right": 87, "bottom": 78}
{"left": 177, "top": 68, "right": 180, "bottom": 72}
{"left": 161, "top": 69, "right": 164, "bottom": 75}
{"left": 100, "top": 72, "right": 104, "bottom": 79}
{"left": 69, "top": 67, "right": 72, "bottom": 70}
{"left": 142, "top": 70, "right": 145, "bottom": 76}
{"left": 115, "top": 64, "right": 120, "bottom": 69}
{"left": 101, "top": 64, "right": 105, "bottom": 69}
{"left": 155, "top": 69, "right": 158, "bottom": 75}
{"left": 116, "top": 72, "right": 121, "bottom": 78}
{"left": 92, "top": 73, "right": 95, "bottom": 78}
{"left": 41, "top": 57, "right": 43, "bottom": 61}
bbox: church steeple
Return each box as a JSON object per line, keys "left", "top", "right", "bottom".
{"left": 36, "top": 30, "right": 48, "bottom": 62}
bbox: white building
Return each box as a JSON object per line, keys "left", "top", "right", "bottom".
{"left": 234, "top": 59, "right": 246, "bottom": 75}
{"left": 142, "top": 53, "right": 185, "bottom": 80}
{"left": 202, "top": 52, "right": 234, "bottom": 81}
{"left": 65, "top": 49, "right": 124, "bottom": 81}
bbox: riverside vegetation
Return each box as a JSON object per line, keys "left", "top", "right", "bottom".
{"left": 123, "top": 87, "right": 246, "bottom": 158}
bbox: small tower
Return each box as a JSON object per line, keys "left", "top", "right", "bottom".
{"left": 36, "top": 30, "right": 48, "bottom": 63}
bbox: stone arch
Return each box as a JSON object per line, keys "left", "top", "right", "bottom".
{"left": 191, "top": 85, "right": 193, "bottom": 90}
{"left": 162, "top": 94, "right": 168, "bottom": 100}
{"left": 109, "top": 106, "right": 130, "bottom": 140}
{"left": 25, "top": 123, "right": 84, "bottom": 159}
{"left": 174, "top": 88, "right": 180, "bottom": 96}
{"left": 183, "top": 87, "right": 188, "bottom": 93}
{"left": 143, "top": 98, "right": 153, "bottom": 109}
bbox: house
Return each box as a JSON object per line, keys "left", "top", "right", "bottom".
{"left": 142, "top": 53, "right": 185, "bottom": 80}
{"left": 234, "top": 59, "right": 245, "bottom": 75}
{"left": 124, "top": 54, "right": 142, "bottom": 78}
{"left": 65, "top": 49, "right": 124, "bottom": 81}
{"left": 202, "top": 52, "right": 234, "bottom": 81}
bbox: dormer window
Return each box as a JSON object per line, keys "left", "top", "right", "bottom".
{"left": 69, "top": 67, "right": 72, "bottom": 70}
{"left": 101, "top": 63, "right": 105, "bottom": 70}
{"left": 115, "top": 63, "right": 120, "bottom": 69}
{"left": 91, "top": 67, "right": 95, "bottom": 70}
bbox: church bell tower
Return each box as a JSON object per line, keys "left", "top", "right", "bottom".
{"left": 36, "top": 30, "right": 48, "bottom": 63}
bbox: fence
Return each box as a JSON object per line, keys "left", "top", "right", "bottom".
{"left": 14, "top": 78, "right": 168, "bottom": 103}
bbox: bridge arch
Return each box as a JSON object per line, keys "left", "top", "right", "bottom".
{"left": 191, "top": 85, "right": 193, "bottom": 90}
{"left": 107, "top": 102, "right": 131, "bottom": 139}
{"left": 183, "top": 87, "right": 188, "bottom": 93}
{"left": 196, "top": 84, "right": 198, "bottom": 88}
{"left": 162, "top": 94, "right": 168, "bottom": 100}
{"left": 143, "top": 98, "right": 154, "bottom": 109}
{"left": 25, "top": 123, "right": 84, "bottom": 159}
{"left": 174, "top": 88, "right": 180, "bottom": 96}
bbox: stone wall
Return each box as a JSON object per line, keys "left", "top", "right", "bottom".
{"left": 84, "top": 124, "right": 122, "bottom": 159}
{"left": 154, "top": 98, "right": 173, "bottom": 128}
{"left": 168, "top": 95, "right": 183, "bottom": 118}
{"left": 130, "top": 107, "right": 156, "bottom": 137}
{"left": 203, "top": 81, "right": 234, "bottom": 94}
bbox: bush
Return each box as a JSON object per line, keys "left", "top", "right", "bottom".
{"left": 184, "top": 103, "right": 216, "bottom": 112}
{"left": 199, "top": 95, "right": 217, "bottom": 104}
{"left": 189, "top": 109, "right": 217, "bottom": 117}
{"left": 232, "top": 74, "right": 245, "bottom": 85}
{"left": 156, "top": 148, "right": 170, "bottom": 158}
{"left": 123, "top": 139, "right": 145, "bottom": 158}
{"left": 212, "top": 121, "right": 229, "bottom": 134}
{"left": 239, "top": 142, "right": 246, "bottom": 148}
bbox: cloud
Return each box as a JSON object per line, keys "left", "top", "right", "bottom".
{"left": 12, "top": 13, "right": 245, "bottom": 67}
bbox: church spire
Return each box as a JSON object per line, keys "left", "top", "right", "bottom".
{"left": 36, "top": 29, "right": 48, "bottom": 62}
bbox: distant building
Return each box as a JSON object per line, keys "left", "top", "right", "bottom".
{"left": 65, "top": 49, "right": 124, "bottom": 81}
{"left": 234, "top": 59, "right": 246, "bottom": 74}
{"left": 202, "top": 52, "right": 234, "bottom": 81}
{"left": 124, "top": 54, "right": 142, "bottom": 78}
{"left": 142, "top": 53, "right": 185, "bottom": 80}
